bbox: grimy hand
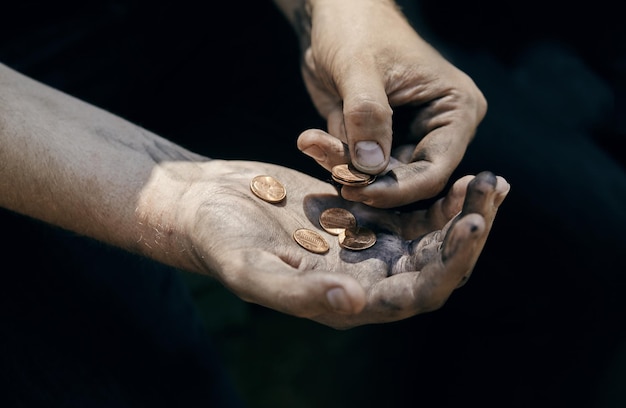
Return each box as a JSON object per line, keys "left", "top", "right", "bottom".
{"left": 284, "top": 0, "right": 487, "bottom": 208}
{"left": 158, "top": 160, "right": 509, "bottom": 329}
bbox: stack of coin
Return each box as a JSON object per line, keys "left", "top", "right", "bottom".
{"left": 319, "top": 207, "right": 376, "bottom": 251}
{"left": 337, "top": 226, "right": 376, "bottom": 251}
{"left": 331, "top": 164, "right": 376, "bottom": 186}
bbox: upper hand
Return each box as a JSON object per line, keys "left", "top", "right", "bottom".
{"left": 164, "top": 159, "right": 509, "bottom": 329}
{"left": 297, "top": 0, "right": 487, "bottom": 208}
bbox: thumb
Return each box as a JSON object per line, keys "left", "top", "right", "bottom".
{"left": 227, "top": 250, "right": 366, "bottom": 318}
{"left": 338, "top": 70, "right": 393, "bottom": 175}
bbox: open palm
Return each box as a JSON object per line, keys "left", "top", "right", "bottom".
{"left": 185, "top": 160, "right": 509, "bottom": 329}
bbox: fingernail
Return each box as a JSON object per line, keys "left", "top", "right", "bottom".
{"left": 302, "top": 145, "right": 327, "bottom": 162}
{"left": 326, "top": 287, "right": 352, "bottom": 313}
{"left": 355, "top": 141, "right": 384, "bottom": 168}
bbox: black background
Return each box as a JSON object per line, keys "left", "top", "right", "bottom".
{"left": 1, "top": 1, "right": 625, "bottom": 407}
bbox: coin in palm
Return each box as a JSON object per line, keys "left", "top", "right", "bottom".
{"left": 319, "top": 208, "right": 357, "bottom": 235}
{"left": 293, "top": 228, "right": 330, "bottom": 254}
{"left": 250, "top": 175, "right": 286, "bottom": 203}
{"left": 338, "top": 226, "right": 376, "bottom": 251}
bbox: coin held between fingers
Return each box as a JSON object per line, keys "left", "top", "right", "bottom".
{"left": 331, "top": 164, "right": 376, "bottom": 186}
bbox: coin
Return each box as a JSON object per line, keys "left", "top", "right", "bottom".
{"left": 331, "top": 164, "right": 376, "bottom": 186}
{"left": 319, "top": 208, "right": 357, "bottom": 235}
{"left": 338, "top": 226, "right": 376, "bottom": 251}
{"left": 250, "top": 175, "right": 286, "bottom": 203}
{"left": 293, "top": 228, "right": 330, "bottom": 254}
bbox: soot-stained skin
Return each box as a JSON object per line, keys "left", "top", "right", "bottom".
{"left": 188, "top": 160, "right": 508, "bottom": 328}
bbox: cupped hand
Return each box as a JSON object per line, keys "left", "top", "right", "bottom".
{"left": 178, "top": 160, "right": 509, "bottom": 329}
{"left": 297, "top": 0, "right": 487, "bottom": 208}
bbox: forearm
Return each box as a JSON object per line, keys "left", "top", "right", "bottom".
{"left": 0, "top": 63, "right": 206, "bottom": 272}
{"left": 272, "top": 0, "right": 403, "bottom": 39}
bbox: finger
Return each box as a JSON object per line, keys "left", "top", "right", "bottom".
{"left": 339, "top": 161, "right": 444, "bottom": 209}
{"left": 338, "top": 71, "right": 393, "bottom": 175}
{"left": 414, "top": 213, "right": 488, "bottom": 311}
{"left": 297, "top": 130, "right": 415, "bottom": 209}
{"left": 301, "top": 48, "right": 345, "bottom": 127}
{"left": 409, "top": 76, "right": 486, "bottom": 148}
{"left": 438, "top": 172, "right": 510, "bottom": 286}
{"left": 440, "top": 212, "right": 488, "bottom": 288}
{"left": 298, "top": 129, "right": 404, "bottom": 175}
{"left": 347, "top": 265, "right": 466, "bottom": 325}
{"left": 413, "top": 172, "right": 508, "bottom": 234}
{"left": 398, "top": 175, "right": 474, "bottom": 238}
{"left": 394, "top": 173, "right": 509, "bottom": 299}
{"left": 220, "top": 249, "right": 367, "bottom": 320}
{"left": 315, "top": 271, "right": 450, "bottom": 326}
{"left": 297, "top": 128, "right": 350, "bottom": 172}
{"left": 314, "top": 174, "right": 508, "bottom": 326}
{"left": 326, "top": 108, "right": 348, "bottom": 144}
{"left": 460, "top": 171, "right": 510, "bottom": 222}
{"left": 354, "top": 272, "right": 434, "bottom": 324}
{"left": 352, "top": 212, "right": 488, "bottom": 323}
{"left": 338, "top": 108, "right": 479, "bottom": 208}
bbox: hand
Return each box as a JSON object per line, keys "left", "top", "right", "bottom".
{"left": 296, "top": 0, "right": 487, "bottom": 208}
{"left": 0, "top": 63, "right": 506, "bottom": 330}
{"left": 163, "top": 159, "right": 509, "bottom": 329}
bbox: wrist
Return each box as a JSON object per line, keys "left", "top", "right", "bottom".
{"left": 133, "top": 160, "right": 209, "bottom": 274}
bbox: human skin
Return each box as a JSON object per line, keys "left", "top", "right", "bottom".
{"left": 273, "top": 0, "right": 487, "bottom": 208}
{"left": 0, "top": 63, "right": 508, "bottom": 329}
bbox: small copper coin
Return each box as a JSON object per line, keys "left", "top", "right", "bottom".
{"left": 338, "top": 226, "right": 376, "bottom": 251}
{"left": 250, "top": 175, "right": 286, "bottom": 203}
{"left": 319, "top": 208, "right": 357, "bottom": 235}
{"left": 331, "top": 164, "right": 376, "bottom": 186}
{"left": 293, "top": 228, "right": 330, "bottom": 254}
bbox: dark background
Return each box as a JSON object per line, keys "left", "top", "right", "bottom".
{"left": 1, "top": 1, "right": 625, "bottom": 407}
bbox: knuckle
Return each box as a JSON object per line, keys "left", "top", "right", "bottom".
{"left": 344, "top": 98, "right": 392, "bottom": 127}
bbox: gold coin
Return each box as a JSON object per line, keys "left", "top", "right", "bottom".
{"left": 250, "top": 175, "right": 286, "bottom": 203}
{"left": 331, "top": 164, "right": 376, "bottom": 186}
{"left": 293, "top": 228, "right": 330, "bottom": 254}
{"left": 319, "top": 208, "right": 357, "bottom": 235}
{"left": 338, "top": 226, "right": 376, "bottom": 251}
